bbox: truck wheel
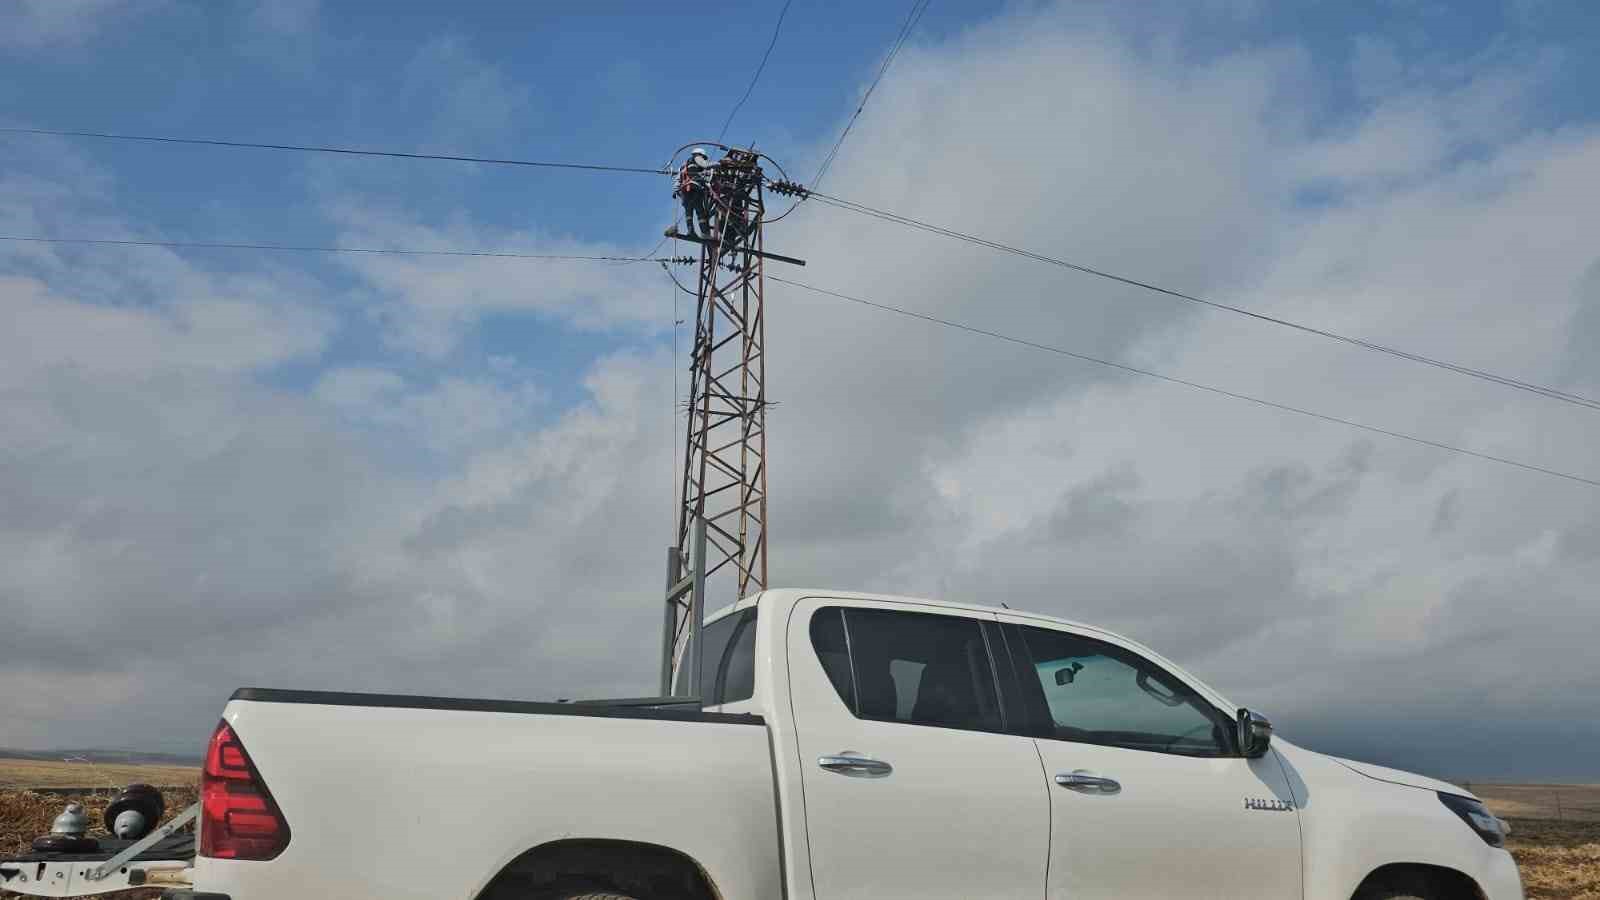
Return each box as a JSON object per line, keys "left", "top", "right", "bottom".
{"left": 1354, "top": 871, "right": 1436, "bottom": 900}
{"left": 494, "top": 880, "right": 645, "bottom": 900}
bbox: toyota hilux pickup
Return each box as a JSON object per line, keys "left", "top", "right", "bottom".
{"left": 3, "top": 589, "right": 1522, "bottom": 899}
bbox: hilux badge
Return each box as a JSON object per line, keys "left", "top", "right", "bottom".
{"left": 1244, "top": 797, "right": 1295, "bottom": 812}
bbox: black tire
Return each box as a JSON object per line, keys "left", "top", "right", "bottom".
{"left": 1355, "top": 870, "right": 1436, "bottom": 900}
{"left": 488, "top": 880, "right": 643, "bottom": 900}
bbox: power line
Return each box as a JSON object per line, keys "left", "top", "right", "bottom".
{"left": 811, "top": 0, "right": 932, "bottom": 190}
{"left": 0, "top": 234, "right": 677, "bottom": 263}
{"left": 15, "top": 231, "right": 1590, "bottom": 487}
{"left": 769, "top": 274, "right": 1600, "bottom": 489}
{"left": 0, "top": 127, "right": 672, "bottom": 176}
{"left": 805, "top": 190, "right": 1600, "bottom": 412}
{"left": 718, "top": 0, "right": 795, "bottom": 143}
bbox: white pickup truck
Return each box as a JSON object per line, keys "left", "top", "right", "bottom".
{"left": 8, "top": 589, "right": 1523, "bottom": 900}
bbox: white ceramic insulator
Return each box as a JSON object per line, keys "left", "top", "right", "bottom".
{"left": 113, "top": 809, "right": 148, "bottom": 839}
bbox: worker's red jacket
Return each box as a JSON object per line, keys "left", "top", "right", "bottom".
{"left": 677, "top": 161, "right": 713, "bottom": 196}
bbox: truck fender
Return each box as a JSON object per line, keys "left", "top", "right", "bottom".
{"left": 474, "top": 838, "right": 721, "bottom": 900}
{"left": 1350, "top": 862, "right": 1486, "bottom": 899}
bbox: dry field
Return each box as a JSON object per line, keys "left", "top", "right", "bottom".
{"left": 1476, "top": 784, "right": 1600, "bottom": 899}
{"left": 0, "top": 758, "right": 196, "bottom": 792}
{"left": 1474, "top": 784, "right": 1600, "bottom": 824}
{"left": 2, "top": 780, "right": 198, "bottom": 900}
{"left": 0, "top": 759, "right": 1595, "bottom": 898}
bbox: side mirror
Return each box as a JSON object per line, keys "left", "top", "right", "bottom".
{"left": 1237, "top": 708, "right": 1273, "bottom": 758}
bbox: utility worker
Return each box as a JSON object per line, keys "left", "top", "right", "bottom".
{"left": 674, "top": 147, "right": 717, "bottom": 239}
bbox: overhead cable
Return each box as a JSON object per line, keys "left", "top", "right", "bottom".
{"left": 0, "top": 234, "right": 681, "bottom": 263}
{"left": 769, "top": 274, "right": 1600, "bottom": 489}
{"left": 718, "top": 0, "right": 795, "bottom": 143}
{"left": 0, "top": 127, "right": 671, "bottom": 176}
{"left": 811, "top": 0, "right": 932, "bottom": 190}
{"left": 805, "top": 190, "right": 1600, "bottom": 412}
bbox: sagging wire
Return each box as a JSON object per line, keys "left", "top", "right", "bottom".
{"left": 767, "top": 273, "right": 1600, "bottom": 489}
{"left": 811, "top": 0, "right": 933, "bottom": 191}
{"left": 799, "top": 189, "right": 1600, "bottom": 413}
{"left": 660, "top": 257, "right": 702, "bottom": 297}
{"left": 2, "top": 126, "right": 673, "bottom": 176}
{"left": 718, "top": 0, "right": 795, "bottom": 143}
{"left": 0, "top": 234, "right": 688, "bottom": 264}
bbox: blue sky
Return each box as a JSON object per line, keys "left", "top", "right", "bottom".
{"left": 4, "top": 1, "right": 1600, "bottom": 778}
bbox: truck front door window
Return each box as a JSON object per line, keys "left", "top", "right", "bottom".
{"left": 1017, "top": 625, "right": 1231, "bottom": 756}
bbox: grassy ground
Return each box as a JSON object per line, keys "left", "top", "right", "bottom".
{"left": 0, "top": 759, "right": 1595, "bottom": 897}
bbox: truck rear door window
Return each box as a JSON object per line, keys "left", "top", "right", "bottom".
{"left": 810, "top": 606, "right": 1003, "bottom": 733}
{"left": 700, "top": 608, "right": 758, "bottom": 705}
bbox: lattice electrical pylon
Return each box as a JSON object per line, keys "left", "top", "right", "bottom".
{"left": 658, "top": 148, "right": 806, "bottom": 696}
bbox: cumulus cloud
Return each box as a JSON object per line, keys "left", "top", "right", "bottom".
{"left": 314, "top": 366, "right": 549, "bottom": 454}
{"left": 2, "top": 2, "right": 1596, "bottom": 781}
{"left": 333, "top": 35, "right": 536, "bottom": 152}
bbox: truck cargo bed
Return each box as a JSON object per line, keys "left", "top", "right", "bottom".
{"left": 2, "top": 830, "right": 194, "bottom": 865}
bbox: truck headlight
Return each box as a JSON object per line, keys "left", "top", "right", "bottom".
{"left": 1437, "top": 792, "right": 1506, "bottom": 848}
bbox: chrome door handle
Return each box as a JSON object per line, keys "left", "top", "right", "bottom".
{"left": 818, "top": 753, "right": 893, "bottom": 778}
{"left": 1055, "top": 770, "right": 1121, "bottom": 794}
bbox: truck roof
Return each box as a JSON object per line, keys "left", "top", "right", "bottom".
{"left": 712, "top": 588, "right": 1237, "bottom": 712}
{"left": 711, "top": 588, "right": 1102, "bottom": 635}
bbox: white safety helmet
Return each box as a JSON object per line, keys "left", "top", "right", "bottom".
{"left": 689, "top": 147, "right": 709, "bottom": 163}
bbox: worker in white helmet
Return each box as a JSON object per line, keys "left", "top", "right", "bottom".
{"left": 674, "top": 147, "right": 718, "bottom": 239}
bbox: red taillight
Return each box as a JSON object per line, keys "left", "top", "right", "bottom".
{"left": 200, "top": 720, "right": 290, "bottom": 860}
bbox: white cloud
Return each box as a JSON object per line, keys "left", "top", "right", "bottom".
{"left": 404, "top": 36, "right": 532, "bottom": 146}
{"left": 319, "top": 199, "right": 669, "bottom": 358}
{"left": 0, "top": 275, "right": 332, "bottom": 388}
{"left": 327, "top": 35, "right": 535, "bottom": 152}
{"left": 314, "top": 366, "right": 549, "bottom": 454}
{"left": 313, "top": 366, "right": 407, "bottom": 410}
